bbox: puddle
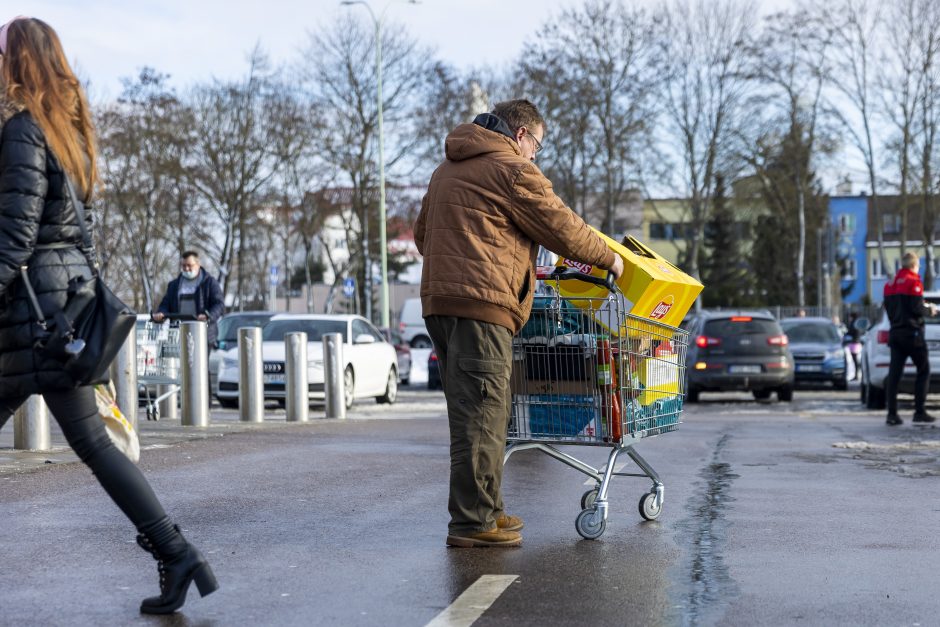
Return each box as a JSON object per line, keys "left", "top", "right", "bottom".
{"left": 672, "top": 433, "right": 740, "bottom": 626}
{"left": 832, "top": 440, "right": 940, "bottom": 478}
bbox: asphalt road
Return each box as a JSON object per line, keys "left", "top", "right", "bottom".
{"left": 2, "top": 385, "right": 940, "bottom": 626}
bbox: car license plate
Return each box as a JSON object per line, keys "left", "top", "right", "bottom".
{"left": 728, "top": 365, "right": 761, "bottom": 374}
{"left": 263, "top": 374, "right": 284, "bottom": 384}
{"left": 796, "top": 364, "right": 822, "bottom": 372}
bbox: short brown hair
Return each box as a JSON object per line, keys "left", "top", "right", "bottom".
{"left": 902, "top": 251, "right": 919, "bottom": 269}
{"left": 492, "top": 99, "right": 546, "bottom": 136}
{"left": 181, "top": 250, "right": 200, "bottom": 261}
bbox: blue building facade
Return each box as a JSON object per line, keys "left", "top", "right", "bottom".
{"left": 830, "top": 195, "right": 869, "bottom": 304}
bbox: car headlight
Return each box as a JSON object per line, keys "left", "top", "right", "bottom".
{"left": 222, "top": 357, "right": 239, "bottom": 370}
{"left": 826, "top": 349, "right": 844, "bottom": 361}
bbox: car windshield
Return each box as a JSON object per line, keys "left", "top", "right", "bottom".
{"left": 262, "top": 319, "right": 348, "bottom": 342}
{"left": 781, "top": 322, "right": 841, "bottom": 343}
{"left": 218, "top": 315, "right": 274, "bottom": 342}
{"left": 704, "top": 318, "right": 780, "bottom": 337}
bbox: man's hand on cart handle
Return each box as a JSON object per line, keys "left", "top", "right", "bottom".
{"left": 609, "top": 255, "right": 624, "bottom": 280}
{"left": 151, "top": 312, "right": 165, "bottom": 323}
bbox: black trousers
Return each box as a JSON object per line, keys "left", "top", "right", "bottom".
{"left": 885, "top": 332, "right": 931, "bottom": 416}
{"left": 0, "top": 385, "right": 167, "bottom": 530}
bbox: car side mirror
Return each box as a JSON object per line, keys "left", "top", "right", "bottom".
{"left": 854, "top": 318, "right": 869, "bottom": 332}
{"left": 354, "top": 334, "right": 376, "bottom": 345}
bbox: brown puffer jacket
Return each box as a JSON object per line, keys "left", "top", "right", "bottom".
{"left": 415, "top": 122, "right": 615, "bottom": 334}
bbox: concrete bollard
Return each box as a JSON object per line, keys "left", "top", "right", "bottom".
{"left": 109, "top": 330, "right": 138, "bottom": 429}
{"left": 180, "top": 321, "right": 210, "bottom": 427}
{"left": 13, "top": 395, "right": 50, "bottom": 451}
{"left": 239, "top": 326, "right": 264, "bottom": 423}
{"left": 285, "top": 332, "right": 309, "bottom": 423}
{"left": 323, "top": 332, "right": 346, "bottom": 420}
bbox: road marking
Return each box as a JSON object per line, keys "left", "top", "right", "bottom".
{"left": 584, "top": 462, "right": 626, "bottom": 485}
{"left": 424, "top": 575, "right": 518, "bottom": 627}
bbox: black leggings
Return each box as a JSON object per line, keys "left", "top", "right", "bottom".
{"left": 0, "top": 385, "right": 167, "bottom": 531}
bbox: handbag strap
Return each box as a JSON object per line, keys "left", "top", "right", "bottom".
{"left": 62, "top": 176, "right": 98, "bottom": 276}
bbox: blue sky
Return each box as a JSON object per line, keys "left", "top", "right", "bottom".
{"left": 22, "top": 0, "right": 583, "bottom": 100}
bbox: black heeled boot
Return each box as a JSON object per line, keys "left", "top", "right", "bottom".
{"left": 136, "top": 517, "right": 219, "bottom": 614}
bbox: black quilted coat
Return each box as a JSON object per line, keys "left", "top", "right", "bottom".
{"left": 0, "top": 105, "right": 96, "bottom": 397}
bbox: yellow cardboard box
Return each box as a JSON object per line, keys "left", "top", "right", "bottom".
{"left": 556, "top": 230, "right": 703, "bottom": 334}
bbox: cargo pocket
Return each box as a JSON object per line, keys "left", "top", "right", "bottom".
{"left": 458, "top": 356, "right": 506, "bottom": 405}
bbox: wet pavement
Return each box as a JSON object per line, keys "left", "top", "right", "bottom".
{"left": 2, "top": 386, "right": 940, "bottom": 625}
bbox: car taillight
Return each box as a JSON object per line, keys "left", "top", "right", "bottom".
{"left": 429, "top": 352, "right": 438, "bottom": 362}
{"left": 877, "top": 330, "right": 889, "bottom": 344}
{"left": 399, "top": 321, "right": 405, "bottom": 333}
{"left": 767, "top": 335, "right": 788, "bottom": 346}
{"left": 695, "top": 335, "right": 721, "bottom": 348}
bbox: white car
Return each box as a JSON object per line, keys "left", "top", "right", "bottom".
{"left": 399, "top": 298, "right": 431, "bottom": 348}
{"left": 215, "top": 314, "right": 399, "bottom": 409}
{"left": 860, "top": 291, "right": 940, "bottom": 409}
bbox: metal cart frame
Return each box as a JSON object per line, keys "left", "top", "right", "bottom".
{"left": 504, "top": 266, "right": 688, "bottom": 539}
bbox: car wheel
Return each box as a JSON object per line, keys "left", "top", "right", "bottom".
{"left": 411, "top": 335, "right": 432, "bottom": 349}
{"left": 865, "top": 383, "right": 886, "bottom": 410}
{"left": 377, "top": 368, "right": 398, "bottom": 404}
{"left": 686, "top": 386, "right": 699, "bottom": 403}
{"left": 860, "top": 380, "right": 867, "bottom": 403}
{"left": 834, "top": 375, "right": 848, "bottom": 391}
{"left": 753, "top": 389, "right": 771, "bottom": 400}
{"left": 344, "top": 367, "right": 355, "bottom": 409}
{"left": 777, "top": 386, "right": 794, "bottom": 402}
{"left": 218, "top": 397, "right": 238, "bottom": 409}
{"left": 401, "top": 376, "right": 410, "bottom": 386}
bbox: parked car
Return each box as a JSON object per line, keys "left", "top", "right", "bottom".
{"left": 380, "top": 327, "right": 412, "bottom": 385}
{"left": 780, "top": 317, "right": 848, "bottom": 390}
{"left": 859, "top": 292, "right": 940, "bottom": 409}
{"left": 684, "top": 310, "right": 794, "bottom": 402}
{"left": 399, "top": 297, "right": 431, "bottom": 348}
{"left": 427, "top": 349, "right": 442, "bottom": 390}
{"left": 215, "top": 314, "right": 398, "bottom": 409}
{"left": 209, "top": 311, "right": 278, "bottom": 399}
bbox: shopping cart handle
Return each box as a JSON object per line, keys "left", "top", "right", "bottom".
{"left": 536, "top": 266, "right": 616, "bottom": 291}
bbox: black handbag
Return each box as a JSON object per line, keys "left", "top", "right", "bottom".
{"left": 21, "top": 177, "right": 136, "bottom": 386}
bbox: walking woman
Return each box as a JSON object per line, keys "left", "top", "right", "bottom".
{"left": 0, "top": 17, "right": 217, "bottom": 614}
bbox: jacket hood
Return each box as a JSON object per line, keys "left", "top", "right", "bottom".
{"left": 444, "top": 116, "right": 523, "bottom": 163}
{"left": 0, "top": 96, "right": 24, "bottom": 127}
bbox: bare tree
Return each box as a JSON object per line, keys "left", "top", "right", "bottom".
{"left": 662, "top": 0, "right": 756, "bottom": 288}
{"left": 518, "top": 0, "right": 663, "bottom": 235}
{"left": 821, "top": 0, "right": 887, "bottom": 273}
{"left": 743, "top": 7, "right": 833, "bottom": 307}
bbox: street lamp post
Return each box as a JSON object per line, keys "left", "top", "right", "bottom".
{"left": 340, "top": 0, "right": 417, "bottom": 329}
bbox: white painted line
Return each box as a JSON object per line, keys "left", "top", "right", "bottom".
{"left": 584, "top": 462, "right": 626, "bottom": 485}
{"left": 424, "top": 574, "right": 518, "bottom": 627}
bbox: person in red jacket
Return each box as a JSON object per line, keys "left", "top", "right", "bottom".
{"left": 883, "top": 252, "right": 939, "bottom": 425}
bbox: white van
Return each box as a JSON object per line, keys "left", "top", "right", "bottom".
{"left": 399, "top": 298, "right": 431, "bottom": 348}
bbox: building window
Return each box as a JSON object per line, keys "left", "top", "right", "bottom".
{"left": 872, "top": 258, "right": 884, "bottom": 278}
{"left": 839, "top": 213, "right": 856, "bottom": 233}
{"left": 883, "top": 214, "right": 901, "bottom": 235}
{"left": 841, "top": 258, "right": 857, "bottom": 280}
{"left": 649, "top": 222, "right": 667, "bottom": 239}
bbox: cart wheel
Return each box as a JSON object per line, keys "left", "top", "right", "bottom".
{"left": 580, "top": 488, "right": 599, "bottom": 510}
{"left": 146, "top": 406, "right": 158, "bottom": 421}
{"left": 639, "top": 492, "right": 662, "bottom": 521}
{"left": 575, "top": 508, "right": 607, "bottom": 540}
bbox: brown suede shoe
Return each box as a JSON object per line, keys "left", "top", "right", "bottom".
{"left": 446, "top": 529, "right": 522, "bottom": 548}
{"left": 496, "top": 514, "right": 524, "bottom": 532}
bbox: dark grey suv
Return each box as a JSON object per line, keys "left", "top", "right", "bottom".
{"left": 684, "top": 310, "right": 795, "bottom": 402}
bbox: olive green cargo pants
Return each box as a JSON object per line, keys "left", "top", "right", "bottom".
{"left": 425, "top": 315, "right": 513, "bottom": 536}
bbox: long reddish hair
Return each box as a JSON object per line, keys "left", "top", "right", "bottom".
{"left": 1, "top": 18, "right": 98, "bottom": 200}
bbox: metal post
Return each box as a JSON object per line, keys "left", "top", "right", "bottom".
{"left": 323, "top": 332, "right": 346, "bottom": 419}
{"left": 158, "top": 361, "right": 179, "bottom": 422}
{"left": 13, "top": 395, "right": 50, "bottom": 451}
{"left": 180, "top": 321, "right": 210, "bottom": 427}
{"left": 239, "top": 326, "right": 265, "bottom": 423}
{"left": 285, "top": 332, "right": 309, "bottom": 423}
{"left": 109, "top": 330, "right": 138, "bottom": 429}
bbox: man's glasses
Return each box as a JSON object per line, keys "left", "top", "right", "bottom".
{"left": 523, "top": 127, "right": 543, "bottom": 154}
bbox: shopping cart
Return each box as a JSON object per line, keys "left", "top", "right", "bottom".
{"left": 137, "top": 314, "right": 194, "bottom": 420}
{"left": 505, "top": 266, "right": 688, "bottom": 539}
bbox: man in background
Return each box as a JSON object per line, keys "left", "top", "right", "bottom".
{"left": 153, "top": 251, "right": 225, "bottom": 349}
{"left": 883, "top": 251, "right": 938, "bottom": 425}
